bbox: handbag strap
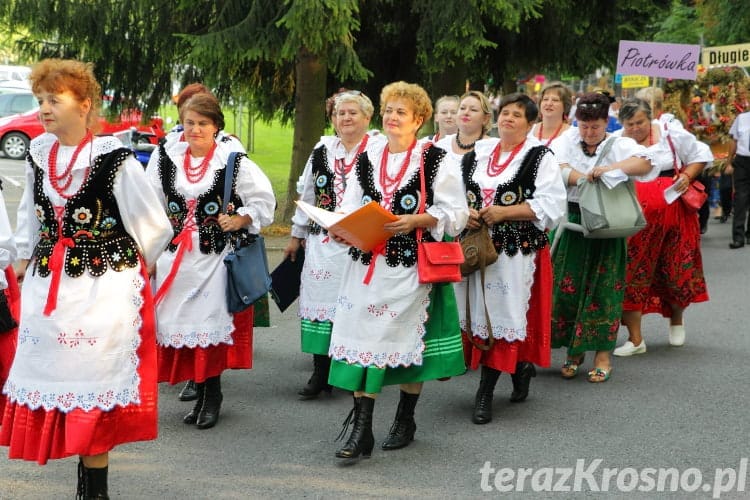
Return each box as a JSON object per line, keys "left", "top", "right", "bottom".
{"left": 663, "top": 123, "right": 686, "bottom": 174}
{"left": 593, "top": 137, "right": 616, "bottom": 168}
{"left": 465, "top": 255, "right": 494, "bottom": 351}
{"left": 416, "top": 142, "right": 432, "bottom": 242}
{"left": 222, "top": 152, "right": 239, "bottom": 213}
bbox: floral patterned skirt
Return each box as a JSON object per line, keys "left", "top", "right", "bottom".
{"left": 551, "top": 213, "right": 626, "bottom": 355}
{"left": 624, "top": 178, "right": 709, "bottom": 316}
{"left": 328, "top": 283, "right": 465, "bottom": 393}
{"left": 462, "top": 248, "right": 552, "bottom": 373}
{"left": 157, "top": 306, "right": 253, "bottom": 384}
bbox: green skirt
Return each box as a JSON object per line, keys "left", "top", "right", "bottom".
{"left": 252, "top": 294, "right": 270, "bottom": 327}
{"left": 328, "top": 282, "right": 466, "bottom": 394}
{"left": 551, "top": 212, "right": 626, "bottom": 355}
{"left": 300, "top": 319, "right": 332, "bottom": 355}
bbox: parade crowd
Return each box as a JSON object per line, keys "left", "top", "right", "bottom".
{"left": 4, "top": 58, "right": 747, "bottom": 499}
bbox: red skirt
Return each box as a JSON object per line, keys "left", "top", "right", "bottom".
{"left": 0, "top": 268, "right": 21, "bottom": 418}
{"left": 157, "top": 306, "right": 254, "bottom": 385}
{"left": 0, "top": 267, "right": 158, "bottom": 465}
{"left": 463, "top": 248, "right": 552, "bottom": 373}
{"left": 623, "top": 178, "right": 709, "bottom": 317}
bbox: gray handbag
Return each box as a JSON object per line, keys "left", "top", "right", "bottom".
{"left": 576, "top": 138, "right": 647, "bottom": 239}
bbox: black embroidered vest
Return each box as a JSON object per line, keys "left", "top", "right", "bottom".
{"left": 308, "top": 145, "right": 336, "bottom": 236}
{"left": 349, "top": 145, "right": 443, "bottom": 268}
{"left": 461, "top": 145, "right": 550, "bottom": 257}
{"left": 32, "top": 148, "right": 141, "bottom": 278}
{"left": 156, "top": 145, "right": 249, "bottom": 254}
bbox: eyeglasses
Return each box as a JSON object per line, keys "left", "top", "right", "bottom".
{"left": 577, "top": 102, "right": 605, "bottom": 110}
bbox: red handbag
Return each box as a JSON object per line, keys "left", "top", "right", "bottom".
{"left": 666, "top": 128, "right": 707, "bottom": 212}
{"left": 415, "top": 143, "right": 464, "bottom": 284}
{"left": 680, "top": 179, "right": 708, "bottom": 211}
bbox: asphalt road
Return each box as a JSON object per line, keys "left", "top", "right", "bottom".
{"left": 0, "top": 155, "right": 749, "bottom": 499}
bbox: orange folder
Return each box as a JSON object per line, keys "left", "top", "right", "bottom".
{"left": 295, "top": 200, "right": 398, "bottom": 252}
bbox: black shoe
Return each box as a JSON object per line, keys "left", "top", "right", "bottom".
{"left": 381, "top": 391, "right": 419, "bottom": 450}
{"left": 178, "top": 380, "right": 198, "bottom": 401}
{"left": 509, "top": 362, "right": 536, "bottom": 403}
{"left": 720, "top": 215, "right": 729, "bottom": 223}
{"left": 76, "top": 460, "right": 109, "bottom": 500}
{"left": 183, "top": 382, "right": 206, "bottom": 424}
{"left": 729, "top": 241, "right": 745, "bottom": 249}
{"left": 196, "top": 376, "right": 223, "bottom": 429}
{"left": 472, "top": 366, "right": 500, "bottom": 424}
{"left": 298, "top": 354, "right": 332, "bottom": 400}
{"left": 335, "top": 396, "right": 375, "bottom": 460}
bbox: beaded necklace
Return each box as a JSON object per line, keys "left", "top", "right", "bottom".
{"left": 455, "top": 131, "right": 478, "bottom": 150}
{"left": 379, "top": 139, "right": 417, "bottom": 209}
{"left": 334, "top": 134, "right": 369, "bottom": 198}
{"left": 487, "top": 140, "right": 525, "bottom": 177}
{"left": 48, "top": 130, "right": 93, "bottom": 199}
{"left": 580, "top": 136, "right": 607, "bottom": 157}
{"left": 183, "top": 142, "right": 217, "bottom": 183}
{"left": 537, "top": 121, "right": 564, "bottom": 146}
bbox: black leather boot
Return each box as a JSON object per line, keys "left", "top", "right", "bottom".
{"left": 335, "top": 396, "right": 375, "bottom": 459}
{"left": 381, "top": 391, "right": 419, "bottom": 450}
{"left": 509, "top": 362, "right": 536, "bottom": 403}
{"left": 196, "top": 376, "right": 223, "bottom": 429}
{"left": 178, "top": 380, "right": 198, "bottom": 401}
{"left": 298, "top": 354, "right": 333, "bottom": 400}
{"left": 473, "top": 365, "right": 500, "bottom": 424}
{"left": 182, "top": 382, "right": 205, "bottom": 424}
{"left": 76, "top": 460, "right": 109, "bottom": 500}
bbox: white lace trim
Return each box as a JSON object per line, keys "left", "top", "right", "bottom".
{"left": 4, "top": 274, "right": 146, "bottom": 413}
{"left": 157, "top": 323, "right": 234, "bottom": 349}
{"left": 329, "top": 287, "right": 431, "bottom": 369}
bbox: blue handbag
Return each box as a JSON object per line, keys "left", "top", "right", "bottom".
{"left": 222, "top": 152, "right": 272, "bottom": 313}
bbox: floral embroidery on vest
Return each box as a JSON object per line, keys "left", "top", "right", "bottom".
{"left": 308, "top": 145, "right": 335, "bottom": 236}
{"left": 156, "top": 145, "right": 250, "bottom": 253}
{"left": 32, "top": 148, "right": 141, "bottom": 278}
{"left": 349, "top": 145, "right": 443, "bottom": 267}
{"left": 461, "top": 145, "right": 550, "bottom": 257}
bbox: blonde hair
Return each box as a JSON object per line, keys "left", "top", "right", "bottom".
{"left": 459, "top": 90, "right": 493, "bottom": 133}
{"left": 380, "top": 81, "right": 433, "bottom": 127}
{"left": 30, "top": 58, "right": 102, "bottom": 131}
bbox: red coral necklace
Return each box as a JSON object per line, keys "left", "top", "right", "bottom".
{"left": 379, "top": 139, "right": 417, "bottom": 208}
{"left": 183, "top": 142, "right": 217, "bottom": 183}
{"left": 48, "top": 130, "right": 93, "bottom": 199}
{"left": 537, "top": 122, "right": 564, "bottom": 146}
{"left": 487, "top": 140, "right": 525, "bottom": 177}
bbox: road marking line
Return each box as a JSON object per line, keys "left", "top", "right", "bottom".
{"left": 1, "top": 174, "right": 21, "bottom": 187}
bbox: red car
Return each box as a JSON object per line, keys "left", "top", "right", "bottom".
{"left": 0, "top": 107, "right": 164, "bottom": 160}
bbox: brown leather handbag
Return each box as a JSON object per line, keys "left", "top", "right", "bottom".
{"left": 460, "top": 222, "right": 497, "bottom": 276}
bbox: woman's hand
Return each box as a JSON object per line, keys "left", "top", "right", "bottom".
{"left": 673, "top": 172, "right": 691, "bottom": 194}
{"left": 384, "top": 214, "right": 419, "bottom": 236}
{"left": 465, "top": 208, "right": 482, "bottom": 230}
{"left": 14, "top": 259, "right": 29, "bottom": 284}
{"left": 327, "top": 228, "right": 352, "bottom": 246}
{"left": 219, "top": 213, "right": 251, "bottom": 232}
{"left": 283, "top": 237, "right": 304, "bottom": 261}
{"left": 587, "top": 165, "right": 610, "bottom": 182}
{"left": 478, "top": 205, "right": 504, "bottom": 226}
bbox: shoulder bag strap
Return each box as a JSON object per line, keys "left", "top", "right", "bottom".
{"left": 594, "top": 136, "right": 616, "bottom": 168}
{"left": 415, "top": 142, "right": 432, "bottom": 242}
{"left": 222, "top": 152, "right": 239, "bottom": 213}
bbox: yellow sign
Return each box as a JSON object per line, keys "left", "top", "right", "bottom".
{"left": 621, "top": 75, "right": 650, "bottom": 88}
{"left": 702, "top": 43, "right": 750, "bottom": 68}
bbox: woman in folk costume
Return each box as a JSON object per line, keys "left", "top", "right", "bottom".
{"left": 549, "top": 92, "right": 663, "bottom": 383}
{"left": 146, "top": 93, "right": 275, "bottom": 430}
{"left": 1, "top": 58, "right": 172, "bottom": 499}
{"left": 613, "top": 98, "right": 711, "bottom": 356}
{"left": 285, "top": 90, "right": 385, "bottom": 399}
{"left": 456, "top": 93, "right": 567, "bottom": 425}
{"left": 161, "top": 83, "right": 248, "bottom": 405}
{"left": 328, "top": 81, "right": 469, "bottom": 461}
